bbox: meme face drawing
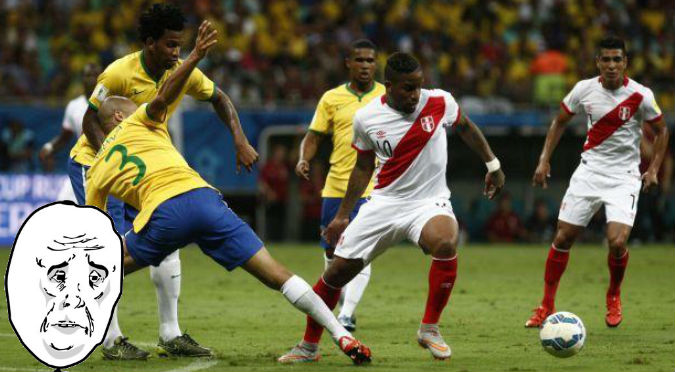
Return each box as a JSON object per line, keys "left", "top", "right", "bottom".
{"left": 5, "top": 202, "right": 122, "bottom": 368}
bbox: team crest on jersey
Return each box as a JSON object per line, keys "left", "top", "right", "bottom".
{"left": 376, "top": 130, "right": 387, "bottom": 139}
{"left": 421, "top": 115, "right": 435, "bottom": 132}
{"left": 618, "top": 105, "right": 631, "bottom": 121}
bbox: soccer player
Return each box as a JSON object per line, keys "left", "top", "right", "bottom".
{"left": 525, "top": 36, "right": 669, "bottom": 328}
{"left": 279, "top": 52, "right": 505, "bottom": 362}
{"left": 38, "top": 63, "right": 100, "bottom": 201}
{"left": 76, "top": 4, "right": 259, "bottom": 358}
{"left": 295, "top": 39, "right": 385, "bottom": 332}
{"left": 85, "top": 22, "right": 372, "bottom": 365}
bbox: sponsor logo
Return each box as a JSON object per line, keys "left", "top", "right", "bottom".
{"left": 421, "top": 115, "right": 435, "bottom": 132}
{"left": 376, "top": 130, "right": 387, "bottom": 139}
{"left": 95, "top": 84, "right": 109, "bottom": 102}
{"left": 132, "top": 88, "right": 146, "bottom": 95}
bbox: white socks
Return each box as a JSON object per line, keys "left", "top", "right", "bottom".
{"left": 338, "top": 263, "right": 371, "bottom": 319}
{"left": 103, "top": 306, "right": 123, "bottom": 348}
{"left": 150, "top": 250, "right": 182, "bottom": 341}
{"left": 281, "top": 275, "right": 351, "bottom": 343}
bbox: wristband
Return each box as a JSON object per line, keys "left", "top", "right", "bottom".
{"left": 486, "top": 158, "right": 500, "bottom": 172}
{"left": 43, "top": 142, "right": 53, "bottom": 154}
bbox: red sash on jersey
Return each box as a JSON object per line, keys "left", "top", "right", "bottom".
{"left": 583, "top": 92, "right": 643, "bottom": 151}
{"left": 375, "top": 96, "right": 445, "bottom": 189}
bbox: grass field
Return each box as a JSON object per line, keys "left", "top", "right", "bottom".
{"left": 1, "top": 243, "right": 673, "bottom": 372}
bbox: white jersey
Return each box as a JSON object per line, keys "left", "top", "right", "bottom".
{"left": 352, "top": 89, "right": 461, "bottom": 200}
{"left": 62, "top": 95, "right": 88, "bottom": 135}
{"left": 562, "top": 76, "right": 662, "bottom": 174}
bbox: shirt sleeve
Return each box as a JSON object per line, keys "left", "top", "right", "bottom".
{"left": 351, "top": 114, "right": 373, "bottom": 152}
{"left": 561, "top": 82, "right": 583, "bottom": 115}
{"left": 186, "top": 67, "right": 217, "bottom": 101}
{"left": 136, "top": 103, "right": 166, "bottom": 127}
{"left": 88, "top": 66, "right": 124, "bottom": 111}
{"left": 437, "top": 89, "right": 461, "bottom": 127}
{"left": 641, "top": 88, "right": 663, "bottom": 123}
{"left": 308, "top": 93, "right": 333, "bottom": 134}
{"left": 61, "top": 101, "right": 75, "bottom": 131}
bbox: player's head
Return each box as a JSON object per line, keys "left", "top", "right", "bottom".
{"left": 384, "top": 52, "right": 423, "bottom": 114}
{"left": 596, "top": 36, "right": 627, "bottom": 88}
{"left": 98, "top": 96, "right": 138, "bottom": 133}
{"left": 346, "top": 39, "right": 377, "bottom": 87}
{"left": 139, "top": 3, "right": 186, "bottom": 70}
{"left": 82, "top": 63, "right": 101, "bottom": 98}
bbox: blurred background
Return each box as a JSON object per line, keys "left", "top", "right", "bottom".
{"left": 0, "top": 0, "right": 673, "bottom": 245}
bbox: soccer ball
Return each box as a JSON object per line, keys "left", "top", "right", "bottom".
{"left": 539, "top": 311, "right": 586, "bottom": 358}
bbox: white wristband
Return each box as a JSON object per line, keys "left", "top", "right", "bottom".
{"left": 43, "top": 142, "right": 54, "bottom": 153}
{"left": 485, "top": 158, "right": 500, "bottom": 172}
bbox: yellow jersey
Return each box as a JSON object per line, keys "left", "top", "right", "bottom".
{"left": 309, "top": 82, "right": 385, "bottom": 197}
{"left": 86, "top": 104, "right": 212, "bottom": 233}
{"left": 70, "top": 50, "right": 216, "bottom": 166}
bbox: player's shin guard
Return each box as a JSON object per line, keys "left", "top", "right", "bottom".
{"left": 607, "top": 250, "right": 629, "bottom": 298}
{"left": 338, "top": 264, "right": 371, "bottom": 319}
{"left": 542, "top": 245, "right": 570, "bottom": 310}
{"left": 281, "top": 275, "right": 350, "bottom": 343}
{"left": 103, "top": 306, "right": 123, "bottom": 348}
{"left": 422, "top": 256, "right": 457, "bottom": 325}
{"left": 150, "top": 250, "right": 182, "bottom": 341}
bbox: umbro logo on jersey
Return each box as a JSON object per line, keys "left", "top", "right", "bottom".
{"left": 618, "top": 106, "right": 631, "bottom": 121}
{"left": 132, "top": 88, "right": 146, "bottom": 95}
{"left": 376, "top": 130, "right": 387, "bottom": 139}
{"left": 421, "top": 115, "right": 435, "bottom": 132}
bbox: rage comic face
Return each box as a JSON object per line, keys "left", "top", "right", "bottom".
{"left": 5, "top": 202, "right": 122, "bottom": 369}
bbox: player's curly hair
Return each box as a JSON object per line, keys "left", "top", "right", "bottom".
{"left": 597, "top": 36, "right": 626, "bottom": 55}
{"left": 138, "top": 3, "right": 186, "bottom": 43}
{"left": 384, "top": 52, "right": 420, "bottom": 82}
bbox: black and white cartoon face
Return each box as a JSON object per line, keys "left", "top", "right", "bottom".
{"left": 5, "top": 202, "right": 122, "bottom": 369}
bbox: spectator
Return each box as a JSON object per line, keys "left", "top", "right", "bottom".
{"left": 526, "top": 198, "right": 556, "bottom": 243}
{"left": 485, "top": 193, "right": 526, "bottom": 243}
{"left": 258, "top": 143, "right": 290, "bottom": 241}
{"left": 1, "top": 119, "right": 35, "bottom": 172}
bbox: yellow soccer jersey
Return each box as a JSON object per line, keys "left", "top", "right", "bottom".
{"left": 70, "top": 50, "right": 216, "bottom": 166}
{"left": 86, "top": 103, "right": 212, "bottom": 233}
{"left": 309, "top": 82, "right": 385, "bottom": 197}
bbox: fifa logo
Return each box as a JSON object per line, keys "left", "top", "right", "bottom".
{"left": 421, "top": 116, "right": 435, "bottom": 132}
{"left": 618, "top": 106, "right": 631, "bottom": 121}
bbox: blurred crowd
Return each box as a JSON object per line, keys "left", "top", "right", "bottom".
{"left": 0, "top": 0, "right": 673, "bottom": 110}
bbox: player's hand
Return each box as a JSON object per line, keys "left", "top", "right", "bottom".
{"left": 295, "top": 160, "right": 310, "bottom": 180}
{"left": 38, "top": 144, "right": 52, "bottom": 163}
{"left": 484, "top": 168, "right": 505, "bottom": 200}
{"left": 641, "top": 169, "right": 659, "bottom": 192}
{"left": 191, "top": 20, "right": 218, "bottom": 60}
{"left": 323, "top": 216, "right": 349, "bottom": 247}
{"left": 235, "top": 140, "right": 259, "bottom": 173}
{"left": 532, "top": 161, "right": 551, "bottom": 189}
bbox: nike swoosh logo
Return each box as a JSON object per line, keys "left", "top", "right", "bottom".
{"left": 132, "top": 89, "right": 146, "bottom": 95}
{"left": 171, "top": 274, "right": 181, "bottom": 279}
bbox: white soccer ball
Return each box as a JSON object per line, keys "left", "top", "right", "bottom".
{"left": 539, "top": 311, "right": 586, "bottom": 358}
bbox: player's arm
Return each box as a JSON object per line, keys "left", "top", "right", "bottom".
{"left": 296, "top": 130, "right": 324, "bottom": 180}
{"left": 82, "top": 107, "right": 106, "bottom": 151}
{"left": 532, "top": 109, "right": 575, "bottom": 188}
{"left": 209, "top": 88, "right": 259, "bottom": 173}
{"left": 323, "top": 150, "right": 376, "bottom": 246}
{"left": 85, "top": 179, "right": 108, "bottom": 211}
{"left": 147, "top": 21, "right": 217, "bottom": 124}
{"left": 454, "top": 114, "right": 505, "bottom": 199}
{"left": 39, "top": 129, "right": 74, "bottom": 164}
{"left": 642, "top": 117, "right": 669, "bottom": 191}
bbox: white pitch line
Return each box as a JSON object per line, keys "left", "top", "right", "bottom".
{"left": 0, "top": 333, "right": 17, "bottom": 337}
{"left": 0, "top": 367, "right": 50, "bottom": 372}
{"left": 163, "top": 359, "right": 219, "bottom": 372}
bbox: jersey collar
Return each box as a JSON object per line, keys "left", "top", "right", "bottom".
{"left": 598, "top": 75, "right": 629, "bottom": 88}
{"left": 345, "top": 82, "right": 376, "bottom": 102}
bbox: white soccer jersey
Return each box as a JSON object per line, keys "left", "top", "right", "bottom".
{"left": 352, "top": 89, "right": 461, "bottom": 200}
{"left": 561, "top": 76, "right": 663, "bottom": 174}
{"left": 62, "top": 95, "right": 88, "bottom": 135}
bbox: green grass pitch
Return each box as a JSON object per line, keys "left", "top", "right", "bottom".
{"left": 1, "top": 243, "right": 673, "bottom": 371}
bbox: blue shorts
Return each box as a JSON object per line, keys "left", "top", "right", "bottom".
{"left": 68, "top": 157, "right": 127, "bottom": 234}
{"left": 320, "top": 197, "right": 368, "bottom": 250}
{"left": 125, "top": 187, "right": 263, "bottom": 270}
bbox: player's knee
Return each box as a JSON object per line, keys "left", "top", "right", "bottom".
{"left": 607, "top": 236, "right": 628, "bottom": 256}
{"left": 430, "top": 238, "right": 457, "bottom": 258}
{"left": 553, "top": 230, "right": 575, "bottom": 250}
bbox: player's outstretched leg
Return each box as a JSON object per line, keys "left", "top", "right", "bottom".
{"left": 417, "top": 215, "right": 458, "bottom": 360}
{"left": 242, "top": 248, "right": 371, "bottom": 365}
{"left": 605, "top": 222, "right": 631, "bottom": 327}
{"left": 526, "top": 221, "right": 583, "bottom": 328}
{"left": 337, "top": 263, "right": 371, "bottom": 332}
{"left": 102, "top": 307, "right": 150, "bottom": 360}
